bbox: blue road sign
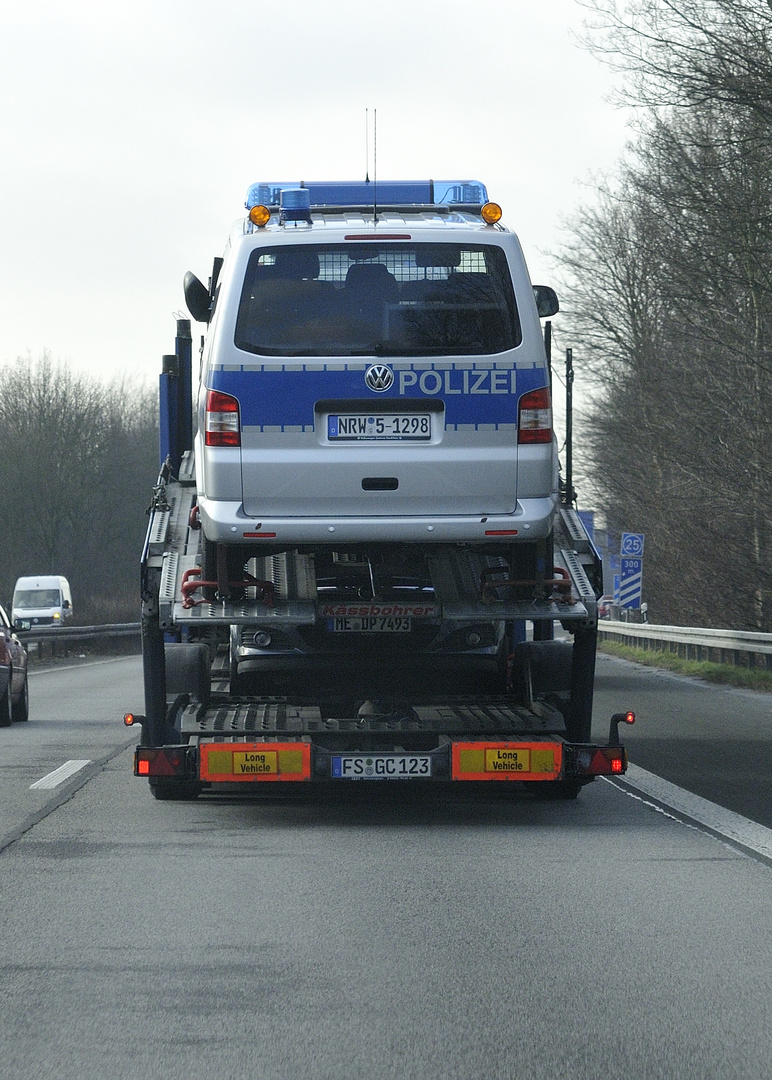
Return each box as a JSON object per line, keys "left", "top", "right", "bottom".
{"left": 621, "top": 532, "right": 645, "bottom": 557}
{"left": 620, "top": 557, "right": 643, "bottom": 608}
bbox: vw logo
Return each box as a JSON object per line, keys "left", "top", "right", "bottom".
{"left": 364, "top": 364, "right": 394, "bottom": 393}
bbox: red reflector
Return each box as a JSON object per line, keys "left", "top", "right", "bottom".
{"left": 243, "top": 532, "right": 277, "bottom": 538}
{"left": 485, "top": 530, "right": 518, "bottom": 536}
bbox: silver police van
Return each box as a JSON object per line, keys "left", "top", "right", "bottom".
{"left": 183, "top": 180, "right": 559, "bottom": 684}
{"left": 188, "top": 180, "right": 558, "bottom": 552}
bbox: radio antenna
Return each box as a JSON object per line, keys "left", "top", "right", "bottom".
{"left": 365, "top": 108, "right": 370, "bottom": 183}
{"left": 373, "top": 108, "right": 378, "bottom": 223}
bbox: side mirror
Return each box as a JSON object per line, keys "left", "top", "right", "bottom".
{"left": 533, "top": 285, "right": 559, "bottom": 319}
{"left": 184, "top": 271, "right": 212, "bottom": 323}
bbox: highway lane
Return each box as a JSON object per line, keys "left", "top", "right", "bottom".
{"left": 2, "top": 741, "right": 772, "bottom": 1080}
{"left": 0, "top": 655, "right": 143, "bottom": 849}
{"left": 592, "top": 650, "right": 772, "bottom": 829}
{"left": 2, "top": 654, "right": 772, "bottom": 1079}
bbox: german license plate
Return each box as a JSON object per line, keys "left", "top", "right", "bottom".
{"left": 331, "top": 754, "right": 432, "bottom": 779}
{"left": 328, "top": 414, "right": 431, "bottom": 440}
{"left": 327, "top": 617, "right": 411, "bottom": 632}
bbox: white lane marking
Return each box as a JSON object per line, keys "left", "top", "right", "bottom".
{"left": 608, "top": 762, "right": 772, "bottom": 861}
{"left": 30, "top": 760, "right": 92, "bottom": 790}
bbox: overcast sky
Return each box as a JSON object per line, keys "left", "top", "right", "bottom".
{"left": 0, "top": 0, "right": 630, "bottom": 384}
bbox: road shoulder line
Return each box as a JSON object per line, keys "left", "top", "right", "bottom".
{"left": 608, "top": 762, "right": 772, "bottom": 865}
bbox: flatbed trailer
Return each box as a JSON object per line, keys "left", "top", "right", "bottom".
{"left": 127, "top": 180, "right": 634, "bottom": 798}
{"left": 127, "top": 338, "right": 632, "bottom": 799}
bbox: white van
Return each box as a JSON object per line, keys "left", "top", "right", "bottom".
{"left": 12, "top": 576, "right": 73, "bottom": 628}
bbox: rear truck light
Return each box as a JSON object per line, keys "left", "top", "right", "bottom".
{"left": 609, "top": 709, "right": 636, "bottom": 744}
{"left": 205, "top": 389, "right": 241, "bottom": 447}
{"left": 134, "top": 746, "right": 194, "bottom": 778}
{"left": 565, "top": 745, "right": 628, "bottom": 777}
{"left": 199, "top": 742, "right": 312, "bottom": 782}
{"left": 452, "top": 742, "right": 563, "bottom": 781}
{"left": 124, "top": 712, "right": 148, "bottom": 742}
{"left": 517, "top": 387, "right": 552, "bottom": 444}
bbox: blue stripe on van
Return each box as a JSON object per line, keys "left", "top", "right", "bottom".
{"left": 209, "top": 364, "right": 548, "bottom": 429}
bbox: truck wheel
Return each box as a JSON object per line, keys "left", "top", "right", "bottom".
{"left": 150, "top": 779, "right": 203, "bottom": 801}
{"left": 164, "top": 643, "right": 211, "bottom": 708}
{"left": 509, "top": 641, "right": 572, "bottom": 707}
{"left": 532, "top": 779, "right": 583, "bottom": 800}
{"left": 12, "top": 676, "right": 29, "bottom": 722}
{"left": 565, "top": 625, "right": 597, "bottom": 744}
{"left": 0, "top": 677, "right": 11, "bottom": 727}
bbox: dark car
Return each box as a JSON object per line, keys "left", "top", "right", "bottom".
{"left": 0, "top": 603, "right": 28, "bottom": 724}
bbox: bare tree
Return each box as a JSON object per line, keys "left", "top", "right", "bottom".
{"left": 581, "top": 0, "right": 772, "bottom": 118}
{"left": 0, "top": 354, "right": 159, "bottom": 620}
{"left": 558, "top": 90, "right": 772, "bottom": 628}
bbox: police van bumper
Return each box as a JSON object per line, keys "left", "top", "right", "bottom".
{"left": 198, "top": 495, "right": 558, "bottom": 546}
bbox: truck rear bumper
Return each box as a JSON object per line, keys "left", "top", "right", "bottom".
{"left": 134, "top": 738, "right": 627, "bottom": 786}
{"left": 198, "top": 495, "right": 558, "bottom": 545}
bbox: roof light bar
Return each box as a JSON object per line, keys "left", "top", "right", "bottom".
{"left": 245, "top": 179, "right": 489, "bottom": 211}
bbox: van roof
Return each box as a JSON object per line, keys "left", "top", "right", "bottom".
{"left": 14, "top": 575, "right": 69, "bottom": 588}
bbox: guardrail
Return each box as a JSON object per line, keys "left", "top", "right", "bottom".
{"left": 598, "top": 620, "right": 772, "bottom": 670}
{"left": 17, "top": 622, "right": 140, "bottom": 659}
{"left": 17, "top": 618, "right": 772, "bottom": 671}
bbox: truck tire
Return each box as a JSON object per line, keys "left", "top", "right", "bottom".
{"left": 164, "top": 643, "right": 211, "bottom": 708}
{"left": 509, "top": 640, "right": 572, "bottom": 707}
{"left": 149, "top": 779, "right": 203, "bottom": 801}
{"left": 532, "top": 779, "right": 583, "bottom": 800}
{"left": 509, "top": 638, "right": 594, "bottom": 743}
{"left": 566, "top": 625, "right": 597, "bottom": 743}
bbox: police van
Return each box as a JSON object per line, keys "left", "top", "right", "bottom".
{"left": 182, "top": 179, "right": 569, "bottom": 690}
{"left": 187, "top": 180, "right": 558, "bottom": 554}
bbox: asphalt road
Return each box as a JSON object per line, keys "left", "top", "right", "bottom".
{"left": 1, "top": 654, "right": 772, "bottom": 1080}
{"left": 593, "top": 649, "right": 772, "bottom": 828}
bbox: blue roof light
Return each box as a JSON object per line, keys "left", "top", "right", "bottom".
{"left": 244, "top": 179, "right": 489, "bottom": 211}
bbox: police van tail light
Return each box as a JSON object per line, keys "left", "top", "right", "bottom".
{"left": 518, "top": 388, "right": 552, "bottom": 444}
{"left": 205, "top": 390, "right": 241, "bottom": 447}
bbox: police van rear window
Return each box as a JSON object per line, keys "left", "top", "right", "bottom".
{"left": 234, "top": 243, "right": 521, "bottom": 357}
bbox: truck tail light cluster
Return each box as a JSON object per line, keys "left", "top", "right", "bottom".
{"left": 567, "top": 745, "right": 628, "bottom": 777}
{"left": 205, "top": 390, "right": 241, "bottom": 447}
{"left": 517, "top": 387, "right": 552, "bottom": 444}
{"left": 134, "top": 746, "right": 191, "bottom": 777}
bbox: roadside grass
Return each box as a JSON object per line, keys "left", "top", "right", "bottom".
{"left": 598, "top": 639, "right": 772, "bottom": 693}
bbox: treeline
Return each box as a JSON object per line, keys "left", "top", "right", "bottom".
{"left": 0, "top": 355, "right": 159, "bottom": 622}
{"left": 560, "top": 0, "right": 772, "bottom": 630}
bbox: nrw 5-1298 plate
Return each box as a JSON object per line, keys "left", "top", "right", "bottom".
{"left": 328, "top": 414, "right": 431, "bottom": 440}
{"left": 332, "top": 754, "right": 432, "bottom": 779}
